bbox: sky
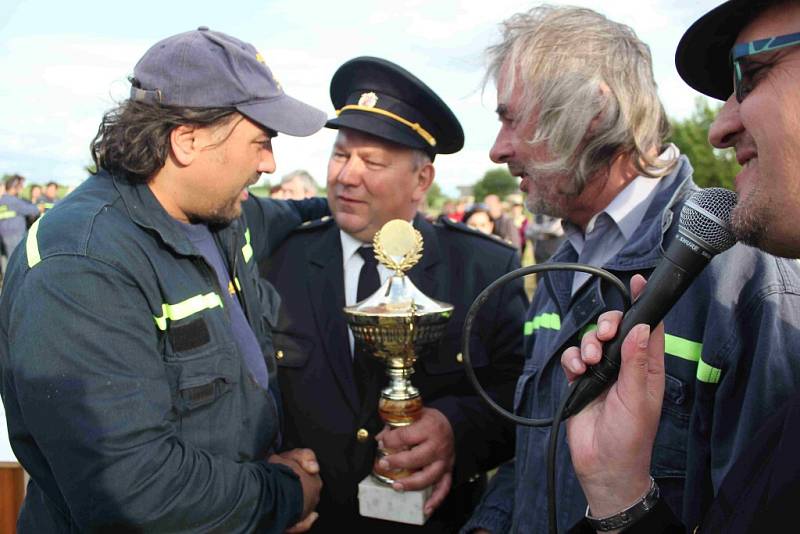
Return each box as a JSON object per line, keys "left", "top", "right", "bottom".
{"left": 0, "top": 0, "right": 722, "bottom": 196}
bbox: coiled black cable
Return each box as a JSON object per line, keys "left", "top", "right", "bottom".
{"left": 461, "top": 262, "right": 632, "bottom": 534}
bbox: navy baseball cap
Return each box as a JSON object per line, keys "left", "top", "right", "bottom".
{"left": 676, "top": 0, "right": 774, "bottom": 101}
{"left": 326, "top": 57, "right": 464, "bottom": 158}
{"left": 131, "top": 27, "right": 326, "bottom": 136}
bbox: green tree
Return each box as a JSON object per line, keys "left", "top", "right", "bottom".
{"left": 669, "top": 98, "right": 739, "bottom": 190}
{"left": 425, "top": 182, "right": 446, "bottom": 210}
{"left": 472, "top": 168, "right": 518, "bottom": 201}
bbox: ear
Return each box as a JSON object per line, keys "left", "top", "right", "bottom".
{"left": 170, "top": 125, "right": 199, "bottom": 166}
{"left": 411, "top": 162, "right": 435, "bottom": 202}
{"left": 587, "top": 82, "right": 612, "bottom": 134}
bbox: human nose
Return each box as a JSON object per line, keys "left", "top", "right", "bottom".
{"left": 257, "top": 146, "right": 276, "bottom": 174}
{"left": 333, "top": 156, "right": 362, "bottom": 187}
{"left": 708, "top": 94, "right": 742, "bottom": 149}
{"left": 489, "top": 125, "right": 512, "bottom": 164}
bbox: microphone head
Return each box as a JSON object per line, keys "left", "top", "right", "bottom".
{"left": 679, "top": 187, "right": 738, "bottom": 254}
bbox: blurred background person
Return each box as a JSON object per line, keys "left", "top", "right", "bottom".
{"left": 280, "top": 169, "right": 319, "bottom": 199}
{"left": 525, "top": 213, "right": 566, "bottom": 264}
{"left": 41, "top": 181, "right": 59, "bottom": 207}
{"left": 463, "top": 204, "right": 495, "bottom": 236}
{"left": 484, "top": 193, "right": 520, "bottom": 248}
{"left": 269, "top": 184, "right": 286, "bottom": 199}
{"left": 506, "top": 193, "right": 528, "bottom": 255}
{"left": 0, "top": 174, "right": 42, "bottom": 276}
{"left": 28, "top": 184, "right": 42, "bottom": 205}
{"left": 26, "top": 184, "right": 44, "bottom": 228}
{"left": 440, "top": 199, "right": 459, "bottom": 221}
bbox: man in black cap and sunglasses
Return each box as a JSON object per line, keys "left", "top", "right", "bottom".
{"left": 562, "top": 1, "right": 800, "bottom": 531}
{"left": 261, "top": 57, "right": 526, "bottom": 532}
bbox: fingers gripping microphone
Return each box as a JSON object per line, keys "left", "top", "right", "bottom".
{"left": 562, "top": 188, "right": 738, "bottom": 419}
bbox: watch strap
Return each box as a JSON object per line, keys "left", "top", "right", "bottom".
{"left": 585, "top": 476, "right": 660, "bottom": 531}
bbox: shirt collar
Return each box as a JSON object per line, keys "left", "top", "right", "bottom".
{"left": 571, "top": 144, "right": 678, "bottom": 240}
{"left": 340, "top": 230, "right": 367, "bottom": 262}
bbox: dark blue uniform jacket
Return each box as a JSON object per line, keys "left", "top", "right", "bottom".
{"left": 466, "top": 157, "right": 800, "bottom": 533}
{"left": 261, "top": 214, "right": 527, "bottom": 532}
{"left": 0, "top": 171, "right": 328, "bottom": 532}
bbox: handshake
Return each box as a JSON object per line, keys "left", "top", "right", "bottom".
{"left": 269, "top": 449, "right": 322, "bottom": 533}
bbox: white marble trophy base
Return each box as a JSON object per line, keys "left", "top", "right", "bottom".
{"left": 358, "top": 474, "right": 432, "bottom": 525}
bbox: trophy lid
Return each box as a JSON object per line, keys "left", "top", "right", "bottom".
{"left": 343, "top": 220, "right": 454, "bottom": 318}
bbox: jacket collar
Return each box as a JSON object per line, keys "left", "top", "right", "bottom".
{"left": 409, "top": 214, "right": 443, "bottom": 297}
{"left": 109, "top": 171, "right": 241, "bottom": 257}
{"left": 551, "top": 155, "right": 698, "bottom": 273}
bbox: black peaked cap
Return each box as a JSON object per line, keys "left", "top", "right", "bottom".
{"left": 676, "top": 0, "right": 775, "bottom": 101}
{"left": 326, "top": 57, "right": 464, "bottom": 158}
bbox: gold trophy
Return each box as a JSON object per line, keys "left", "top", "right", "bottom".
{"left": 344, "top": 219, "right": 453, "bottom": 524}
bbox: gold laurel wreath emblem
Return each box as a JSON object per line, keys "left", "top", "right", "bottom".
{"left": 373, "top": 220, "right": 424, "bottom": 274}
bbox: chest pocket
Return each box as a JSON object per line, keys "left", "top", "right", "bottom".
{"left": 162, "top": 318, "right": 241, "bottom": 455}
{"left": 651, "top": 372, "right": 690, "bottom": 478}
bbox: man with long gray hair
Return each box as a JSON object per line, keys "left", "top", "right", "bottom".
{"left": 462, "top": 5, "right": 800, "bottom": 533}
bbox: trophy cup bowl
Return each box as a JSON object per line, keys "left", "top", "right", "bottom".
{"left": 343, "top": 220, "right": 454, "bottom": 486}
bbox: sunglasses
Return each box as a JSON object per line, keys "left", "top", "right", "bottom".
{"left": 731, "top": 31, "right": 800, "bottom": 103}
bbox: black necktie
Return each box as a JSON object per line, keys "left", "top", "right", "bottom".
{"left": 354, "top": 246, "right": 382, "bottom": 402}
{"left": 356, "top": 246, "right": 381, "bottom": 302}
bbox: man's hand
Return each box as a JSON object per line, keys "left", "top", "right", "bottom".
{"left": 376, "top": 407, "right": 455, "bottom": 516}
{"left": 560, "top": 274, "right": 665, "bottom": 517}
{"left": 268, "top": 448, "right": 322, "bottom": 532}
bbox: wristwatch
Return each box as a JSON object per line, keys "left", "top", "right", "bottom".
{"left": 585, "top": 476, "right": 660, "bottom": 531}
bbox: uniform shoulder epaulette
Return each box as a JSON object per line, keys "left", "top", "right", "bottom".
{"left": 436, "top": 216, "right": 517, "bottom": 250}
{"left": 294, "top": 215, "right": 335, "bottom": 232}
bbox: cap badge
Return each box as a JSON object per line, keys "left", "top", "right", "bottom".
{"left": 358, "top": 92, "right": 379, "bottom": 108}
{"left": 255, "top": 52, "right": 266, "bottom": 64}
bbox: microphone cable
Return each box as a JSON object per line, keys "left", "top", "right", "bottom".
{"left": 461, "top": 262, "right": 632, "bottom": 534}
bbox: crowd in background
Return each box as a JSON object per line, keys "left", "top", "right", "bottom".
{"left": 0, "top": 174, "right": 63, "bottom": 281}
{"left": 0, "top": 167, "right": 565, "bottom": 280}
{"left": 440, "top": 192, "right": 565, "bottom": 265}
{"left": 268, "top": 167, "right": 567, "bottom": 267}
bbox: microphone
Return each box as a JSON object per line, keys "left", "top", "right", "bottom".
{"left": 562, "top": 187, "right": 738, "bottom": 419}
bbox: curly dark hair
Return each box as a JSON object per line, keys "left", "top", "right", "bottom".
{"left": 90, "top": 99, "right": 238, "bottom": 183}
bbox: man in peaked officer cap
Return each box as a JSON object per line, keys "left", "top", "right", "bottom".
{"left": 261, "top": 57, "right": 527, "bottom": 532}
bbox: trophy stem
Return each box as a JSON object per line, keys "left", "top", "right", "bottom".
{"left": 373, "top": 366, "right": 424, "bottom": 484}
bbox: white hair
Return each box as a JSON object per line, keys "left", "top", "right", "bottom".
{"left": 281, "top": 169, "right": 318, "bottom": 195}
{"left": 486, "top": 5, "right": 676, "bottom": 193}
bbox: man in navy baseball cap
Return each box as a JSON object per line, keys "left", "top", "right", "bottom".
{"left": 131, "top": 27, "right": 325, "bottom": 137}
{"left": 1, "top": 28, "right": 329, "bottom": 532}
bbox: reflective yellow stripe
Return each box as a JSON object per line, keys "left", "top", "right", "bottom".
{"left": 697, "top": 359, "right": 722, "bottom": 384}
{"left": 336, "top": 105, "right": 437, "bottom": 147}
{"left": 153, "top": 292, "right": 223, "bottom": 331}
{"left": 234, "top": 277, "right": 241, "bottom": 291}
{"left": 664, "top": 334, "right": 703, "bottom": 362}
{"left": 524, "top": 312, "right": 561, "bottom": 335}
{"left": 534, "top": 318, "right": 723, "bottom": 384}
{"left": 242, "top": 228, "right": 253, "bottom": 263}
{"left": 26, "top": 218, "right": 42, "bottom": 268}
{"left": 0, "top": 211, "right": 17, "bottom": 220}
